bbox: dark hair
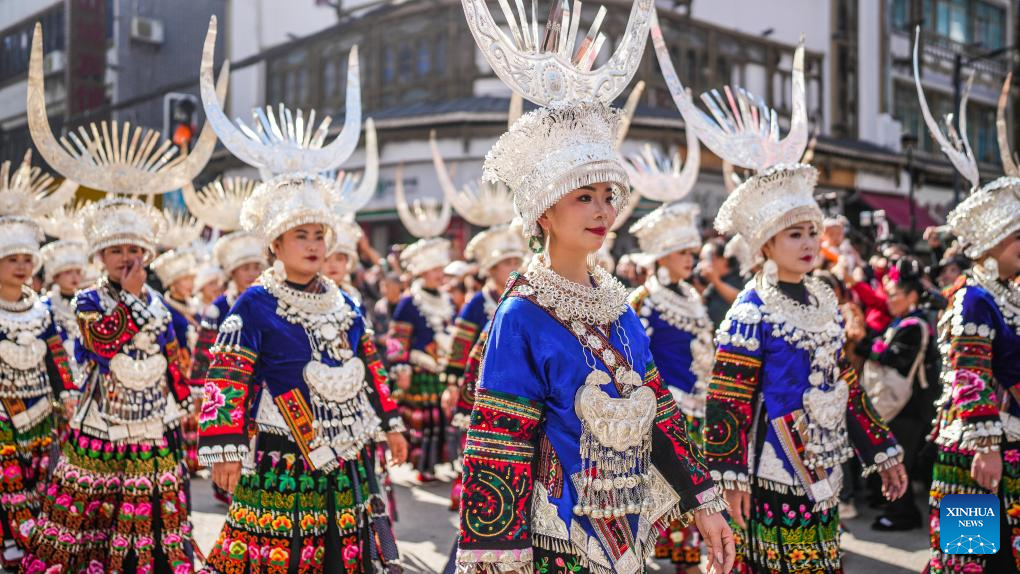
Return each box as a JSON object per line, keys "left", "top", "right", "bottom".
{"left": 889, "top": 257, "right": 925, "bottom": 301}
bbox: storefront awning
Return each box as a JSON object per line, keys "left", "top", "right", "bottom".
{"left": 858, "top": 191, "right": 942, "bottom": 231}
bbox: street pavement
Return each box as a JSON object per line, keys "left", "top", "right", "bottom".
{"left": 190, "top": 463, "right": 932, "bottom": 574}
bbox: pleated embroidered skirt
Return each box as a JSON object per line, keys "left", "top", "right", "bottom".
{"left": 201, "top": 433, "right": 400, "bottom": 574}
{"left": 21, "top": 427, "right": 195, "bottom": 574}
{"left": 0, "top": 400, "right": 54, "bottom": 569}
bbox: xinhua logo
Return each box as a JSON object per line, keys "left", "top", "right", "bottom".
{"left": 940, "top": 494, "right": 1000, "bottom": 555}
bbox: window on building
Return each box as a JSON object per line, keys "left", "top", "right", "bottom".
{"left": 894, "top": 81, "right": 998, "bottom": 162}
{"left": 0, "top": 8, "right": 64, "bottom": 83}
{"left": 892, "top": 0, "right": 911, "bottom": 30}
{"left": 974, "top": 2, "right": 1004, "bottom": 49}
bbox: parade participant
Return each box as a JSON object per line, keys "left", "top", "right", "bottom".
{"left": 20, "top": 22, "right": 226, "bottom": 569}
{"left": 629, "top": 201, "right": 714, "bottom": 571}
{"left": 915, "top": 40, "right": 1020, "bottom": 572}
{"left": 22, "top": 197, "right": 198, "bottom": 572}
{"left": 193, "top": 262, "right": 226, "bottom": 311}
{"left": 38, "top": 203, "right": 90, "bottom": 385}
{"left": 152, "top": 246, "right": 204, "bottom": 473}
{"left": 388, "top": 164, "right": 455, "bottom": 482}
{"left": 197, "top": 17, "right": 405, "bottom": 571}
{"left": 325, "top": 216, "right": 368, "bottom": 313}
{"left": 453, "top": 2, "right": 734, "bottom": 573}
{"left": 0, "top": 155, "right": 77, "bottom": 569}
{"left": 652, "top": 15, "right": 907, "bottom": 573}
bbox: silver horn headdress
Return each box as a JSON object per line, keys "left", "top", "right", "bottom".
{"left": 395, "top": 163, "right": 452, "bottom": 276}
{"left": 467, "top": 0, "right": 653, "bottom": 238}
{"left": 28, "top": 25, "right": 226, "bottom": 196}
{"left": 200, "top": 15, "right": 361, "bottom": 179}
{"left": 652, "top": 10, "right": 819, "bottom": 260}
{"left": 200, "top": 15, "right": 370, "bottom": 251}
{"left": 915, "top": 28, "right": 1020, "bottom": 259}
{"left": 0, "top": 151, "right": 77, "bottom": 273}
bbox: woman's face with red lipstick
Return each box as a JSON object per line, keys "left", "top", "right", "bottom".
{"left": 537, "top": 183, "right": 618, "bottom": 255}
{"left": 272, "top": 224, "right": 327, "bottom": 283}
{"left": 762, "top": 221, "right": 820, "bottom": 280}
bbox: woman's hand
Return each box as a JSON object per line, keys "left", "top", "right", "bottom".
{"left": 694, "top": 507, "right": 736, "bottom": 574}
{"left": 879, "top": 462, "right": 909, "bottom": 500}
{"left": 386, "top": 431, "right": 408, "bottom": 466}
{"left": 971, "top": 450, "right": 1003, "bottom": 492}
{"left": 122, "top": 257, "right": 147, "bottom": 296}
{"left": 724, "top": 488, "right": 750, "bottom": 529}
{"left": 441, "top": 385, "right": 459, "bottom": 418}
{"left": 212, "top": 461, "right": 242, "bottom": 494}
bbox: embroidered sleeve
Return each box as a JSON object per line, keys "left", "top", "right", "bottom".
{"left": 644, "top": 361, "right": 723, "bottom": 515}
{"left": 443, "top": 317, "right": 481, "bottom": 385}
{"left": 190, "top": 325, "right": 218, "bottom": 386}
{"left": 457, "top": 389, "right": 543, "bottom": 571}
{"left": 843, "top": 357, "right": 904, "bottom": 476}
{"left": 944, "top": 287, "right": 1001, "bottom": 452}
{"left": 704, "top": 298, "right": 764, "bottom": 492}
{"left": 457, "top": 305, "right": 546, "bottom": 572}
{"left": 198, "top": 311, "right": 260, "bottom": 465}
{"left": 43, "top": 315, "right": 77, "bottom": 394}
{"left": 164, "top": 334, "right": 191, "bottom": 407}
{"left": 358, "top": 333, "right": 403, "bottom": 433}
{"left": 75, "top": 293, "right": 140, "bottom": 360}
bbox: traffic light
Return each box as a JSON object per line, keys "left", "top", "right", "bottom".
{"left": 163, "top": 93, "right": 198, "bottom": 153}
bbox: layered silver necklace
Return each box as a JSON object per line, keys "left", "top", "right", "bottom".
{"left": 0, "top": 286, "right": 53, "bottom": 400}
{"left": 410, "top": 280, "right": 454, "bottom": 336}
{"left": 755, "top": 273, "right": 852, "bottom": 470}
{"left": 521, "top": 254, "right": 655, "bottom": 519}
{"left": 258, "top": 267, "right": 380, "bottom": 462}
{"left": 644, "top": 275, "right": 714, "bottom": 414}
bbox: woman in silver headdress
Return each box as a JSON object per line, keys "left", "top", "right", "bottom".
{"left": 0, "top": 154, "right": 77, "bottom": 569}
{"left": 912, "top": 31, "right": 1020, "bottom": 573}
{"left": 453, "top": 2, "right": 734, "bottom": 573}
{"left": 651, "top": 15, "right": 908, "bottom": 573}
{"left": 196, "top": 17, "right": 406, "bottom": 572}
{"left": 19, "top": 18, "right": 227, "bottom": 570}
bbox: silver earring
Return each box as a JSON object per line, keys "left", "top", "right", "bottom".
{"left": 273, "top": 259, "right": 285, "bottom": 276}
{"left": 657, "top": 265, "right": 672, "bottom": 285}
{"left": 763, "top": 259, "right": 779, "bottom": 284}
{"left": 982, "top": 257, "right": 999, "bottom": 278}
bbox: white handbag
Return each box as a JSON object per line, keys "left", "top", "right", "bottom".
{"left": 860, "top": 321, "right": 929, "bottom": 421}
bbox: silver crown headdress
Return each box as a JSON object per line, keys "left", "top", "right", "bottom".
{"left": 0, "top": 150, "right": 78, "bottom": 220}
{"left": 213, "top": 231, "right": 266, "bottom": 276}
{"left": 914, "top": 28, "right": 1020, "bottom": 259}
{"left": 79, "top": 197, "right": 167, "bottom": 260}
{"left": 329, "top": 215, "right": 364, "bottom": 260}
{"left": 28, "top": 25, "right": 226, "bottom": 196}
{"left": 651, "top": 11, "right": 819, "bottom": 259}
{"left": 466, "top": 0, "right": 654, "bottom": 238}
{"left": 40, "top": 239, "right": 88, "bottom": 283}
{"left": 629, "top": 202, "right": 701, "bottom": 264}
{"left": 464, "top": 221, "right": 528, "bottom": 275}
{"left": 201, "top": 16, "right": 370, "bottom": 249}
{"left": 201, "top": 16, "right": 361, "bottom": 179}
{"left": 183, "top": 177, "right": 257, "bottom": 232}
{"left": 395, "top": 162, "right": 452, "bottom": 275}
{"left": 151, "top": 248, "right": 199, "bottom": 287}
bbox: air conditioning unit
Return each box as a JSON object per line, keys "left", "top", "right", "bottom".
{"left": 43, "top": 50, "right": 65, "bottom": 74}
{"left": 131, "top": 17, "right": 164, "bottom": 45}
